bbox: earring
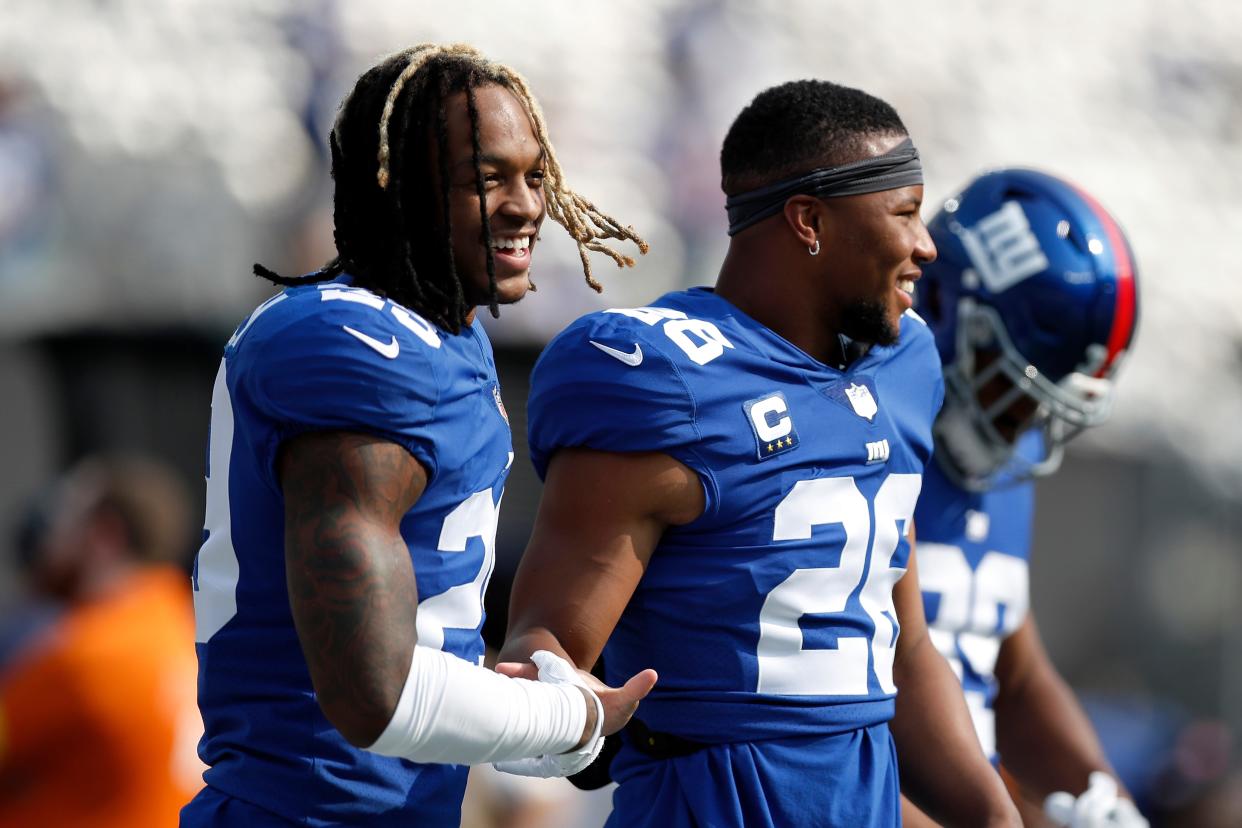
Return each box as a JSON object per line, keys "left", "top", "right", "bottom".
{"left": 808, "top": 239, "right": 821, "bottom": 256}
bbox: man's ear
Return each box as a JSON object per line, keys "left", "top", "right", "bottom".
{"left": 782, "top": 195, "right": 822, "bottom": 248}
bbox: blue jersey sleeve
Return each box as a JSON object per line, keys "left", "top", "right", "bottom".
{"left": 231, "top": 288, "right": 443, "bottom": 488}
{"left": 528, "top": 311, "right": 705, "bottom": 481}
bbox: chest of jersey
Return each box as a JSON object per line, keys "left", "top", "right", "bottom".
{"left": 535, "top": 292, "right": 943, "bottom": 739}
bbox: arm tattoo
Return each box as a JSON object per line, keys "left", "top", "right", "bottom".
{"left": 279, "top": 431, "right": 427, "bottom": 744}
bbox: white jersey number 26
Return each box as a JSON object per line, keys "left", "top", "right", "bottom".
{"left": 757, "top": 473, "right": 922, "bottom": 696}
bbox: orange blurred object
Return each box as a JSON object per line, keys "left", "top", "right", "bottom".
{"left": 0, "top": 566, "right": 204, "bottom": 827}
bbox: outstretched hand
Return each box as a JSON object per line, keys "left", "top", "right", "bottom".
{"left": 492, "top": 652, "right": 656, "bottom": 779}
{"left": 494, "top": 658, "right": 657, "bottom": 740}
{"left": 583, "top": 666, "right": 658, "bottom": 737}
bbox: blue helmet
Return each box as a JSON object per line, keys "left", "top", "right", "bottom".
{"left": 915, "top": 168, "right": 1139, "bottom": 490}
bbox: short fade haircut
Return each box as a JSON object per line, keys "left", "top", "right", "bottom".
{"left": 720, "top": 80, "right": 908, "bottom": 196}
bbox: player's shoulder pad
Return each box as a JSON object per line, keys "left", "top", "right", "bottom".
{"left": 229, "top": 283, "right": 445, "bottom": 445}
{"left": 232, "top": 283, "right": 443, "bottom": 359}
{"left": 897, "top": 308, "right": 946, "bottom": 414}
{"left": 527, "top": 307, "right": 701, "bottom": 479}
{"left": 894, "top": 308, "right": 942, "bottom": 366}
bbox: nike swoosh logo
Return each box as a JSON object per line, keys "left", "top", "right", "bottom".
{"left": 590, "top": 340, "right": 643, "bottom": 367}
{"left": 343, "top": 326, "right": 400, "bottom": 359}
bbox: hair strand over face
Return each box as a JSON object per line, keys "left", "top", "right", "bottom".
{"left": 253, "top": 43, "right": 648, "bottom": 332}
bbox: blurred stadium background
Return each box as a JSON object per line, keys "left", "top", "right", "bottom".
{"left": 0, "top": 0, "right": 1239, "bottom": 824}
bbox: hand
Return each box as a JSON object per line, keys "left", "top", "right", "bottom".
{"left": 1045, "top": 772, "right": 1148, "bottom": 828}
{"left": 493, "top": 651, "right": 656, "bottom": 778}
{"left": 580, "top": 664, "right": 658, "bottom": 738}
{"left": 495, "top": 655, "right": 657, "bottom": 743}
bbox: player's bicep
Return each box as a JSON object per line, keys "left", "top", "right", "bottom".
{"left": 508, "top": 448, "right": 703, "bottom": 667}
{"left": 277, "top": 430, "right": 427, "bottom": 745}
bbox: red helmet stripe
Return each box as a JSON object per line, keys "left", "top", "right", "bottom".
{"left": 1072, "top": 185, "right": 1136, "bottom": 377}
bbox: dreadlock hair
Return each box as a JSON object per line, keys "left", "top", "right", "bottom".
{"left": 255, "top": 43, "right": 648, "bottom": 333}
{"left": 720, "top": 80, "right": 908, "bottom": 196}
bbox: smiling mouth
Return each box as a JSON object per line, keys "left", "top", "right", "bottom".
{"left": 488, "top": 236, "right": 534, "bottom": 269}
{"left": 491, "top": 235, "right": 531, "bottom": 254}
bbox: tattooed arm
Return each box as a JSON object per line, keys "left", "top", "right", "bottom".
{"left": 278, "top": 431, "right": 652, "bottom": 756}
{"left": 279, "top": 430, "right": 426, "bottom": 747}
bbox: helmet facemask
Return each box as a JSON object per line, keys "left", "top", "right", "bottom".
{"left": 933, "top": 296, "right": 1116, "bottom": 492}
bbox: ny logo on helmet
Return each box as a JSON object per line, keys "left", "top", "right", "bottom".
{"left": 959, "top": 201, "right": 1049, "bottom": 293}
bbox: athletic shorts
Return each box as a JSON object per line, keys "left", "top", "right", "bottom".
{"left": 605, "top": 722, "right": 900, "bottom": 828}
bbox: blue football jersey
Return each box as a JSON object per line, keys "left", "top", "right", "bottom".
{"left": 528, "top": 287, "right": 945, "bottom": 744}
{"left": 913, "top": 432, "right": 1041, "bottom": 761}
{"left": 184, "top": 277, "right": 512, "bottom": 827}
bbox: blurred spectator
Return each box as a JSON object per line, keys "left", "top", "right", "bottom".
{"left": 0, "top": 491, "right": 62, "bottom": 669}
{"left": 0, "top": 454, "right": 203, "bottom": 827}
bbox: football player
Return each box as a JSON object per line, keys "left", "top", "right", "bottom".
{"left": 181, "top": 44, "right": 654, "bottom": 828}
{"left": 498, "top": 80, "right": 1021, "bottom": 827}
{"left": 906, "top": 168, "right": 1146, "bottom": 827}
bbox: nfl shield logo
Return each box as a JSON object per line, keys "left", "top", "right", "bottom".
{"left": 844, "top": 382, "right": 878, "bottom": 421}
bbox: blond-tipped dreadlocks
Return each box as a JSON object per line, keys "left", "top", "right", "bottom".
{"left": 256, "top": 43, "right": 647, "bottom": 332}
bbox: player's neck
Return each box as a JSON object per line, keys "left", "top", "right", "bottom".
{"left": 717, "top": 248, "right": 850, "bottom": 368}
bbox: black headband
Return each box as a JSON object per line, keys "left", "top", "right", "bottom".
{"left": 724, "top": 137, "right": 924, "bottom": 236}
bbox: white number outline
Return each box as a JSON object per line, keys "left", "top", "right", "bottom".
{"left": 918, "top": 541, "right": 1029, "bottom": 755}
{"left": 193, "top": 360, "right": 239, "bottom": 642}
{"left": 606, "top": 306, "right": 734, "bottom": 365}
{"left": 756, "top": 473, "right": 921, "bottom": 696}
{"left": 414, "top": 485, "right": 503, "bottom": 657}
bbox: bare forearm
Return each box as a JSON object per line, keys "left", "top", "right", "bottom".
{"left": 497, "top": 627, "right": 573, "bottom": 666}
{"left": 893, "top": 635, "right": 1019, "bottom": 826}
{"left": 993, "top": 616, "right": 1119, "bottom": 802}
{"left": 994, "top": 662, "right": 1114, "bottom": 799}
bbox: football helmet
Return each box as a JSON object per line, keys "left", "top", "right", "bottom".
{"left": 916, "top": 168, "right": 1139, "bottom": 491}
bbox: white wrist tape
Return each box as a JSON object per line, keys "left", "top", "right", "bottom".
{"left": 1045, "top": 772, "right": 1148, "bottom": 828}
{"left": 366, "top": 645, "right": 586, "bottom": 765}
{"left": 493, "top": 650, "right": 606, "bottom": 778}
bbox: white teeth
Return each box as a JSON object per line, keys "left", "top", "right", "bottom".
{"left": 492, "top": 236, "right": 530, "bottom": 251}
{"left": 898, "top": 279, "right": 914, "bottom": 293}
